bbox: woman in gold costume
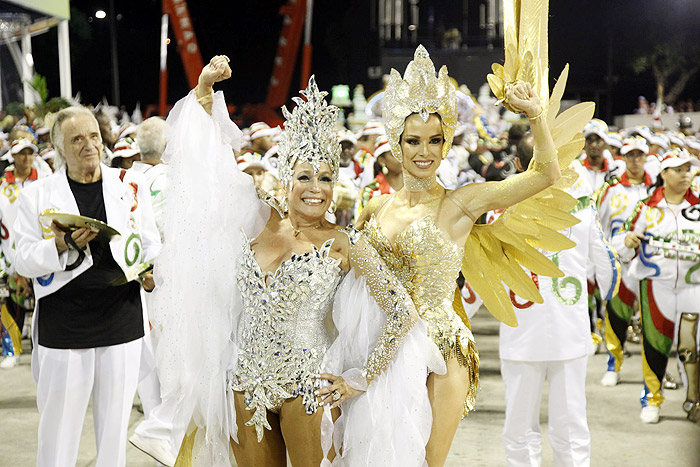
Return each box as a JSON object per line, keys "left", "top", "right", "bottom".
{"left": 356, "top": 36, "right": 594, "bottom": 461}
{"left": 153, "top": 56, "right": 444, "bottom": 467}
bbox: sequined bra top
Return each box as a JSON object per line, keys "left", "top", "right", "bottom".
{"left": 363, "top": 215, "right": 463, "bottom": 314}
{"left": 231, "top": 234, "right": 343, "bottom": 441}
{"left": 363, "top": 214, "right": 478, "bottom": 399}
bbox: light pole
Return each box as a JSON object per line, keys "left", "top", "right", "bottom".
{"left": 96, "top": 4, "right": 120, "bottom": 105}
{"left": 108, "top": 0, "right": 120, "bottom": 106}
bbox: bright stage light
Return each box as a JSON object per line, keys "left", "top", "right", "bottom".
{"left": 95, "top": 10, "right": 106, "bottom": 19}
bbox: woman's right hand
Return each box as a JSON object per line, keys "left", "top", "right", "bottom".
{"left": 198, "top": 55, "right": 232, "bottom": 90}
{"left": 624, "top": 232, "right": 645, "bottom": 249}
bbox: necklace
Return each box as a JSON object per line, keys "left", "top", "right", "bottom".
{"left": 403, "top": 171, "right": 438, "bottom": 191}
{"left": 290, "top": 219, "right": 323, "bottom": 237}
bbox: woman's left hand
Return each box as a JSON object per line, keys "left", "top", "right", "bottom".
{"left": 505, "top": 81, "right": 542, "bottom": 118}
{"left": 317, "top": 373, "right": 364, "bottom": 409}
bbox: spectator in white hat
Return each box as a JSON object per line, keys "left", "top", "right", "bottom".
{"left": 117, "top": 122, "right": 138, "bottom": 141}
{"left": 596, "top": 136, "right": 655, "bottom": 388}
{"left": 357, "top": 134, "right": 403, "bottom": 216}
{"left": 580, "top": 119, "right": 620, "bottom": 192}
{"left": 357, "top": 120, "right": 385, "bottom": 155}
{"left": 111, "top": 137, "right": 141, "bottom": 169}
{"left": 0, "top": 137, "right": 47, "bottom": 369}
{"left": 248, "top": 122, "right": 276, "bottom": 156}
{"left": 35, "top": 126, "right": 51, "bottom": 144}
{"left": 337, "top": 130, "right": 360, "bottom": 182}
{"left": 685, "top": 136, "right": 700, "bottom": 158}
{"left": 128, "top": 116, "right": 178, "bottom": 466}
{"left": 237, "top": 152, "right": 266, "bottom": 187}
{"left": 39, "top": 146, "right": 56, "bottom": 172}
{"left": 606, "top": 131, "right": 623, "bottom": 159}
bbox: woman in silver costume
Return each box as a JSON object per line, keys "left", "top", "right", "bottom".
{"left": 356, "top": 46, "right": 562, "bottom": 465}
{"left": 152, "top": 56, "right": 443, "bottom": 467}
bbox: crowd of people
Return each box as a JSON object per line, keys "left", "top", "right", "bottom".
{"left": 0, "top": 42, "right": 699, "bottom": 467}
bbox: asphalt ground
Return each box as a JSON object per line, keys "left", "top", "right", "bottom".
{"left": 2, "top": 309, "right": 699, "bottom": 466}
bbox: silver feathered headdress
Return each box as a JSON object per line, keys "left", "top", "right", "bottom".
{"left": 277, "top": 76, "right": 340, "bottom": 187}
{"left": 382, "top": 45, "right": 458, "bottom": 161}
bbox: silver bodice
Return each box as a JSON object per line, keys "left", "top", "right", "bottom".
{"left": 230, "top": 235, "right": 343, "bottom": 441}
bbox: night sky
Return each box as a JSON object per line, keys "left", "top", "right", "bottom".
{"left": 22, "top": 0, "right": 700, "bottom": 120}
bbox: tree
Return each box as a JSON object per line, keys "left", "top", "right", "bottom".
{"left": 631, "top": 43, "right": 700, "bottom": 108}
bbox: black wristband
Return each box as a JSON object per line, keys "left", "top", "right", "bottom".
{"left": 64, "top": 231, "right": 86, "bottom": 271}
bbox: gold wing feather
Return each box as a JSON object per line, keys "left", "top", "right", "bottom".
{"left": 462, "top": 0, "right": 595, "bottom": 327}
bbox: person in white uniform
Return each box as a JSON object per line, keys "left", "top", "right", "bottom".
{"left": 500, "top": 135, "right": 620, "bottom": 467}
{"left": 129, "top": 116, "right": 177, "bottom": 465}
{"left": 596, "top": 136, "right": 655, "bottom": 386}
{"left": 13, "top": 106, "right": 161, "bottom": 467}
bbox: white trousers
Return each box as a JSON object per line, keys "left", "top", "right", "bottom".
{"left": 134, "top": 329, "right": 178, "bottom": 454}
{"left": 501, "top": 356, "right": 590, "bottom": 467}
{"left": 35, "top": 339, "right": 142, "bottom": 467}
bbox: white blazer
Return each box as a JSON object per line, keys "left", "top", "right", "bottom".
{"left": 13, "top": 163, "right": 161, "bottom": 300}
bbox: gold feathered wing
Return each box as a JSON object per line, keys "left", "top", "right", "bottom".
{"left": 462, "top": 0, "right": 595, "bottom": 327}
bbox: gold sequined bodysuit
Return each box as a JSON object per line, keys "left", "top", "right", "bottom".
{"left": 363, "top": 214, "right": 479, "bottom": 413}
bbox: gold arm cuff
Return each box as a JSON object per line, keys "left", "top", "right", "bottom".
{"left": 532, "top": 148, "right": 558, "bottom": 164}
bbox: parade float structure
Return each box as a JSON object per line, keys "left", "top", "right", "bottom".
{"left": 0, "top": 1, "right": 70, "bottom": 108}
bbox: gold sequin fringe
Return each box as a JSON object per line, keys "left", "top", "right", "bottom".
{"left": 438, "top": 338, "right": 480, "bottom": 417}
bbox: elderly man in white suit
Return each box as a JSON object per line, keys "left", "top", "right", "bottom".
{"left": 14, "top": 106, "right": 161, "bottom": 467}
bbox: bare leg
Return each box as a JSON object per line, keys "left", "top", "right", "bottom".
{"left": 426, "top": 358, "right": 471, "bottom": 466}
{"left": 280, "top": 397, "right": 340, "bottom": 466}
{"left": 231, "top": 391, "right": 287, "bottom": 467}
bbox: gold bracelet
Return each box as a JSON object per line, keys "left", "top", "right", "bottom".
{"left": 528, "top": 106, "right": 546, "bottom": 121}
{"left": 533, "top": 148, "right": 558, "bottom": 164}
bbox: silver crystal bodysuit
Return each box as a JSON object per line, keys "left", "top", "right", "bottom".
{"left": 230, "top": 235, "right": 343, "bottom": 441}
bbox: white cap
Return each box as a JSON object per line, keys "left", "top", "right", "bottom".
{"left": 625, "top": 125, "right": 653, "bottom": 141}
{"left": 111, "top": 137, "right": 140, "bottom": 160}
{"left": 605, "top": 132, "right": 623, "bottom": 148}
{"left": 337, "top": 129, "right": 357, "bottom": 145}
{"left": 237, "top": 151, "right": 265, "bottom": 172}
{"left": 647, "top": 133, "right": 670, "bottom": 150}
{"left": 117, "top": 122, "right": 138, "bottom": 140}
{"left": 249, "top": 122, "right": 276, "bottom": 141}
{"left": 583, "top": 119, "right": 608, "bottom": 139}
{"left": 373, "top": 135, "right": 391, "bottom": 157}
{"left": 667, "top": 132, "right": 685, "bottom": 147}
{"left": 685, "top": 137, "right": 700, "bottom": 151}
{"left": 9, "top": 138, "right": 38, "bottom": 155}
{"left": 40, "top": 145, "right": 56, "bottom": 161}
{"left": 620, "top": 136, "right": 649, "bottom": 156}
{"left": 659, "top": 148, "right": 700, "bottom": 171}
{"left": 361, "top": 121, "right": 385, "bottom": 136}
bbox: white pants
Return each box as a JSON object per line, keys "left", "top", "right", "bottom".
{"left": 134, "top": 329, "right": 178, "bottom": 454}
{"left": 501, "top": 356, "right": 590, "bottom": 467}
{"left": 35, "top": 339, "right": 142, "bottom": 467}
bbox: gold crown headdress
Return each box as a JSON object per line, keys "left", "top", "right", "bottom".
{"left": 382, "top": 45, "right": 457, "bottom": 161}
{"left": 278, "top": 76, "right": 341, "bottom": 187}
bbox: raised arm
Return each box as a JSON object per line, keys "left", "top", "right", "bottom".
{"left": 453, "top": 81, "right": 560, "bottom": 218}
{"left": 194, "top": 55, "right": 232, "bottom": 115}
